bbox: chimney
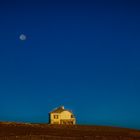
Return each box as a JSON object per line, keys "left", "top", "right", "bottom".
{"left": 61, "top": 106, "right": 64, "bottom": 109}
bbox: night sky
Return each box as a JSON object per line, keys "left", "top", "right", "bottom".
{"left": 0, "top": 0, "right": 140, "bottom": 129}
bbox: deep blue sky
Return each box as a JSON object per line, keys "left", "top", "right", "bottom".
{"left": 0, "top": 0, "right": 140, "bottom": 129}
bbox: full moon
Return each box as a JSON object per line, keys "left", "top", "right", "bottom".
{"left": 19, "top": 34, "right": 26, "bottom": 41}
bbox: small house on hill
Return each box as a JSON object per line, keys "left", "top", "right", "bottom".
{"left": 49, "top": 106, "right": 76, "bottom": 125}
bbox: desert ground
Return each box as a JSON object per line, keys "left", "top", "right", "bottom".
{"left": 0, "top": 122, "right": 140, "bottom": 140}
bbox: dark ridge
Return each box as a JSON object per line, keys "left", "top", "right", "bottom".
{"left": 0, "top": 122, "right": 140, "bottom": 140}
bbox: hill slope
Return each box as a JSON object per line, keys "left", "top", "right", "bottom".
{"left": 0, "top": 122, "right": 140, "bottom": 139}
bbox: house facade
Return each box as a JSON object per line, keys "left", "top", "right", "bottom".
{"left": 49, "top": 106, "right": 76, "bottom": 125}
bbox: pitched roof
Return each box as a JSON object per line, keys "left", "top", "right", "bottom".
{"left": 50, "top": 106, "right": 72, "bottom": 113}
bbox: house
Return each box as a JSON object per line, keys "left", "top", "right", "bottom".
{"left": 49, "top": 106, "right": 76, "bottom": 125}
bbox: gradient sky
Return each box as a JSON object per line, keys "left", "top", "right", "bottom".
{"left": 0, "top": 0, "right": 140, "bottom": 129}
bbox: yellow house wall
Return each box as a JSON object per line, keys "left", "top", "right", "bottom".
{"left": 60, "top": 111, "right": 72, "bottom": 120}
{"left": 50, "top": 111, "right": 76, "bottom": 124}
{"left": 50, "top": 113, "right": 60, "bottom": 124}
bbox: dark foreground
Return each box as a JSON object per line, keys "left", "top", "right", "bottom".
{"left": 0, "top": 122, "right": 140, "bottom": 140}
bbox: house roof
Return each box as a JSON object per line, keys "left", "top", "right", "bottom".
{"left": 50, "top": 106, "right": 73, "bottom": 114}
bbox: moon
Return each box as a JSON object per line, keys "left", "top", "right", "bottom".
{"left": 19, "top": 34, "right": 26, "bottom": 41}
